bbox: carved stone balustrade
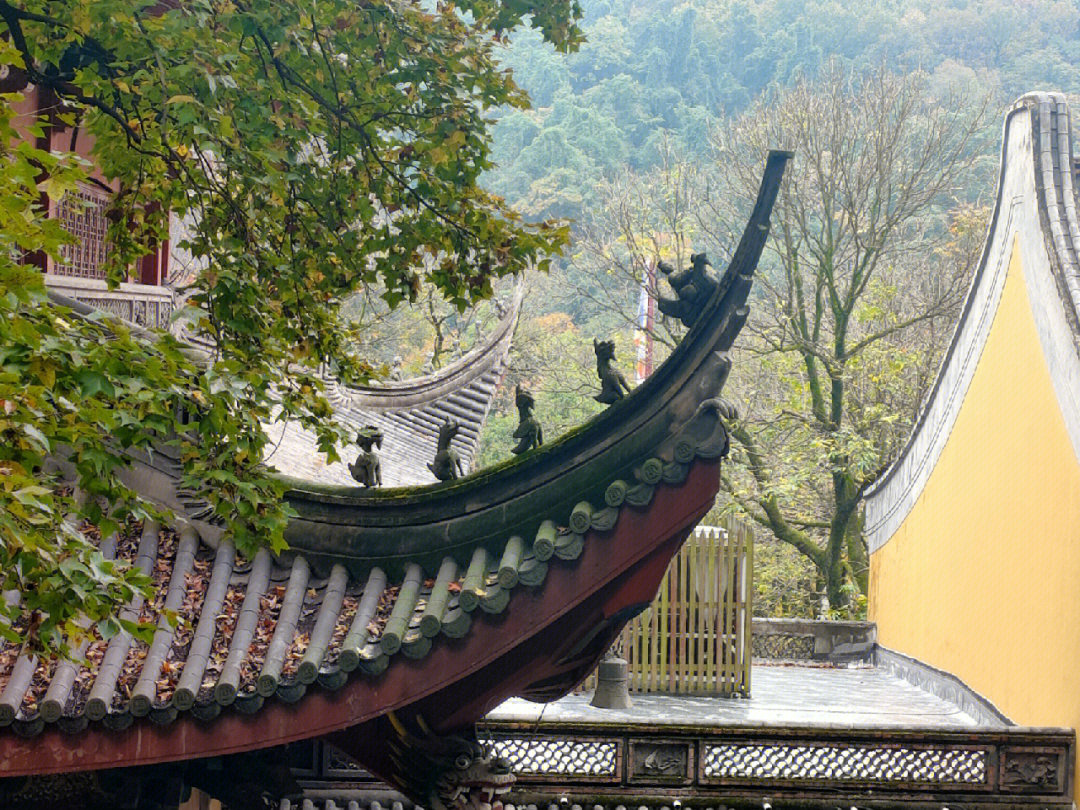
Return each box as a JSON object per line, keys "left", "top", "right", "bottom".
{"left": 43, "top": 275, "right": 174, "bottom": 330}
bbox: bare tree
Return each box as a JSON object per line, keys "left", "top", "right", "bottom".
{"left": 708, "top": 62, "right": 990, "bottom": 610}
{"left": 534, "top": 64, "right": 987, "bottom": 614}
{"left": 342, "top": 277, "right": 512, "bottom": 376}
{"left": 571, "top": 137, "right": 741, "bottom": 350}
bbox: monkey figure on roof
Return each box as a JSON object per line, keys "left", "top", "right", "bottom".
{"left": 657, "top": 252, "right": 718, "bottom": 328}
{"left": 593, "top": 338, "right": 632, "bottom": 405}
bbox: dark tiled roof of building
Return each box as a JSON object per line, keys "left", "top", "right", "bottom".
{"left": 0, "top": 156, "right": 792, "bottom": 802}
{"left": 0, "top": 445, "right": 704, "bottom": 737}
{"left": 0, "top": 288, "right": 532, "bottom": 735}
{"left": 265, "top": 288, "right": 521, "bottom": 487}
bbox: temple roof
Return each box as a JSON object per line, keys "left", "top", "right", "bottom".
{"left": 264, "top": 286, "right": 522, "bottom": 487}
{"left": 0, "top": 153, "right": 790, "bottom": 792}
{"left": 0, "top": 445, "right": 709, "bottom": 739}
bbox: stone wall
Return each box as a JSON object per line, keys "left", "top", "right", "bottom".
{"left": 751, "top": 618, "right": 876, "bottom": 663}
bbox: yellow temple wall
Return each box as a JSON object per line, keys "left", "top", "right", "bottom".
{"left": 869, "top": 238, "right": 1080, "bottom": 745}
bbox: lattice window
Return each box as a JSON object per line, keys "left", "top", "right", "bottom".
{"left": 486, "top": 737, "right": 618, "bottom": 776}
{"left": 52, "top": 183, "right": 110, "bottom": 279}
{"left": 752, "top": 633, "right": 815, "bottom": 660}
{"left": 703, "top": 743, "right": 987, "bottom": 784}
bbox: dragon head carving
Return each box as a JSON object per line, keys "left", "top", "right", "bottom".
{"left": 429, "top": 738, "right": 515, "bottom": 810}
{"left": 386, "top": 713, "right": 515, "bottom": 810}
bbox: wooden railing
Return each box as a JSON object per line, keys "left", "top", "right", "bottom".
{"left": 581, "top": 517, "right": 753, "bottom": 696}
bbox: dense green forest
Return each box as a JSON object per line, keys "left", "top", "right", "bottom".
{"left": 486, "top": 0, "right": 1080, "bottom": 223}
{"left": 372, "top": 0, "right": 1080, "bottom": 618}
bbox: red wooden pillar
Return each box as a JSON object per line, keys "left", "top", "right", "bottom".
{"left": 137, "top": 210, "right": 169, "bottom": 285}
{"left": 139, "top": 252, "right": 155, "bottom": 284}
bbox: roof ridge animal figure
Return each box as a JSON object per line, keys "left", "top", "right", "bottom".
{"left": 348, "top": 426, "right": 383, "bottom": 487}
{"left": 511, "top": 384, "right": 543, "bottom": 454}
{"left": 593, "top": 338, "right": 632, "bottom": 405}
{"left": 657, "top": 252, "right": 718, "bottom": 328}
{"left": 429, "top": 418, "right": 464, "bottom": 481}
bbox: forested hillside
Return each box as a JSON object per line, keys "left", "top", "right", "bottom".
{"left": 486, "top": 0, "right": 1080, "bottom": 223}
{"left": 372, "top": 0, "right": 1080, "bottom": 618}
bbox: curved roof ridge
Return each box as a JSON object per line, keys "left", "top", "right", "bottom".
{"left": 863, "top": 92, "right": 1080, "bottom": 552}
{"left": 267, "top": 283, "right": 522, "bottom": 487}
{"left": 1028, "top": 93, "right": 1080, "bottom": 328}
{"left": 328, "top": 282, "right": 523, "bottom": 410}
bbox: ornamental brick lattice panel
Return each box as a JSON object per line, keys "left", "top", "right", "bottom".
{"left": 702, "top": 742, "right": 987, "bottom": 784}
{"left": 287, "top": 727, "right": 1075, "bottom": 809}
{"left": 751, "top": 633, "right": 815, "bottom": 660}
{"left": 489, "top": 737, "right": 619, "bottom": 779}
{"left": 51, "top": 183, "right": 110, "bottom": 279}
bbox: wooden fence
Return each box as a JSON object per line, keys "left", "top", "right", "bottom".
{"left": 580, "top": 517, "right": 753, "bottom": 696}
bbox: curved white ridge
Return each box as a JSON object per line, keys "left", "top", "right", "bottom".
{"left": 864, "top": 92, "right": 1080, "bottom": 554}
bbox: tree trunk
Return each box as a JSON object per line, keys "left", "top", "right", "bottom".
{"left": 825, "top": 472, "right": 859, "bottom": 610}
{"left": 846, "top": 506, "right": 869, "bottom": 596}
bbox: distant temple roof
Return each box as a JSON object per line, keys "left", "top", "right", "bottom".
{"left": 264, "top": 286, "right": 522, "bottom": 487}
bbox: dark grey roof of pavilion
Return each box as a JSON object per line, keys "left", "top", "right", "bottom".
{"left": 264, "top": 286, "right": 521, "bottom": 487}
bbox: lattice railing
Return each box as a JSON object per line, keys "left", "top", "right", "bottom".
{"left": 490, "top": 738, "right": 619, "bottom": 779}
{"left": 43, "top": 276, "right": 174, "bottom": 329}
{"left": 288, "top": 723, "right": 1074, "bottom": 809}
{"left": 751, "top": 632, "right": 814, "bottom": 660}
{"left": 475, "top": 723, "right": 1074, "bottom": 805}
{"left": 702, "top": 742, "right": 987, "bottom": 783}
